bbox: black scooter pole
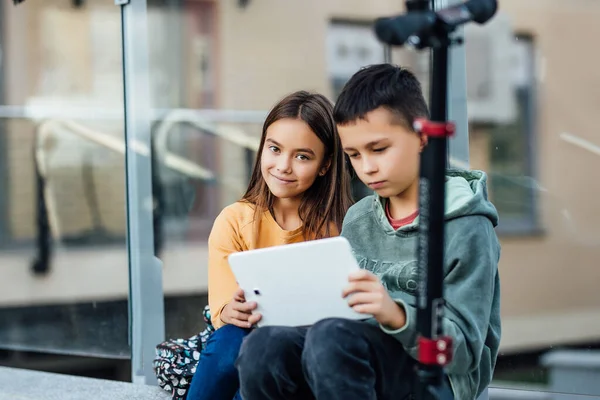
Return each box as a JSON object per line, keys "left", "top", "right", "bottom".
{"left": 373, "top": 2, "right": 497, "bottom": 399}
{"left": 413, "top": 8, "right": 455, "bottom": 397}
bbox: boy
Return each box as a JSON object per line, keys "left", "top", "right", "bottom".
{"left": 235, "top": 64, "right": 501, "bottom": 400}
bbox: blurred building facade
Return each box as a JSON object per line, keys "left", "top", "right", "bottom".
{"left": 1, "top": 0, "right": 599, "bottom": 390}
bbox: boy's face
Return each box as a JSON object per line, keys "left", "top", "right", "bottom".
{"left": 338, "top": 107, "right": 425, "bottom": 199}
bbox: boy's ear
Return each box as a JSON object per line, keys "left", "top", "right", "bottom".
{"left": 419, "top": 133, "right": 428, "bottom": 152}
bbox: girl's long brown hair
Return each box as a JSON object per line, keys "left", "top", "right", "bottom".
{"left": 242, "top": 91, "right": 353, "bottom": 239}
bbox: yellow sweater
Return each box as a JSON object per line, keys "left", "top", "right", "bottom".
{"left": 208, "top": 201, "right": 338, "bottom": 328}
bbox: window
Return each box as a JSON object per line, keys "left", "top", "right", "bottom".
{"left": 327, "top": 21, "right": 386, "bottom": 98}
{"left": 487, "top": 35, "right": 539, "bottom": 234}
{"left": 327, "top": 21, "right": 386, "bottom": 200}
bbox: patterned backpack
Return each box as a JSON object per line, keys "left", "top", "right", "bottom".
{"left": 153, "top": 305, "right": 216, "bottom": 400}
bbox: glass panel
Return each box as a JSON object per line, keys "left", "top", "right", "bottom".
{"left": 465, "top": 2, "right": 600, "bottom": 397}
{"left": 0, "top": 0, "right": 129, "bottom": 358}
{"left": 148, "top": 0, "right": 433, "bottom": 340}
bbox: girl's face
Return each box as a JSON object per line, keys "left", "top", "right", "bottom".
{"left": 260, "top": 118, "right": 328, "bottom": 202}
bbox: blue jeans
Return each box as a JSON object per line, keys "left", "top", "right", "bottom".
{"left": 187, "top": 324, "right": 250, "bottom": 400}
{"left": 236, "top": 318, "right": 415, "bottom": 400}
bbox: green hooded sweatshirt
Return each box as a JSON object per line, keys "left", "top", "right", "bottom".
{"left": 341, "top": 169, "right": 501, "bottom": 400}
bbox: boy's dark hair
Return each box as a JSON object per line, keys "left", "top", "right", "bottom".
{"left": 333, "top": 64, "right": 429, "bottom": 129}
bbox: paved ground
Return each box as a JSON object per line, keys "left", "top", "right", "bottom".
{"left": 0, "top": 366, "right": 170, "bottom": 400}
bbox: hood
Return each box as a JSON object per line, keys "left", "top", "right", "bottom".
{"left": 375, "top": 169, "right": 499, "bottom": 233}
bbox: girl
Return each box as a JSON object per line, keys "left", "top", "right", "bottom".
{"left": 187, "top": 91, "right": 354, "bottom": 400}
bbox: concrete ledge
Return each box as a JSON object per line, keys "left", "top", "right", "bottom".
{"left": 540, "top": 350, "right": 600, "bottom": 397}
{"left": 2, "top": 366, "right": 600, "bottom": 400}
{"left": 541, "top": 349, "right": 600, "bottom": 369}
{"left": 489, "top": 387, "right": 600, "bottom": 400}
{"left": 489, "top": 388, "right": 550, "bottom": 400}
{"left": 0, "top": 367, "right": 170, "bottom": 400}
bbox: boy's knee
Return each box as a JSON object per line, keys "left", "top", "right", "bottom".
{"left": 236, "top": 326, "right": 296, "bottom": 373}
{"left": 237, "top": 328, "right": 266, "bottom": 367}
{"left": 303, "top": 319, "right": 368, "bottom": 365}
{"left": 306, "top": 318, "right": 357, "bottom": 345}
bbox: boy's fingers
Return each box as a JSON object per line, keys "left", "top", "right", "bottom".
{"left": 346, "top": 292, "right": 379, "bottom": 308}
{"left": 348, "top": 269, "right": 377, "bottom": 282}
{"left": 342, "top": 281, "right": 379, "bottom": 298}
{"left": 351, "top": 303, "right": 377, "bottom": 315}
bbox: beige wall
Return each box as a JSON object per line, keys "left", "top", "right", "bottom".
{"left": 494, "top": 2, "right": 600, "bottom": 309}
{"left": 3, "top": 0, "right": 600, "bottom": 351}
{"left": 218, "top": 0, "right": 406, "bottom": 110}
{"left": 217, "top": 0, "right": 600, "bottom": 351}
{"left": 467, "top": 0, "right": 600, "bottom": 351}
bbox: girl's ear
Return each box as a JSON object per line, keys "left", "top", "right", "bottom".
{"left": 319, "top": 158, "right": 332, "bottom": 176}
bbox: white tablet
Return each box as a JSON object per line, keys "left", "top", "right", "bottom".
{"left": 228, "top": 236, "right": 369, "bottom": 327}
